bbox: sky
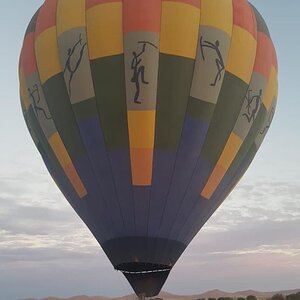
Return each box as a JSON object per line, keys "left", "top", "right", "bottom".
{"left": 0, "top": 1, "right": 299, "bottom": 300}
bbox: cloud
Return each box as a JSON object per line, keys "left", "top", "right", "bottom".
{"left": 0, "top": 169, "right": 299, "bottom": 299}
{"left": 164, "top": 179, "right": 300, "bottom": 294}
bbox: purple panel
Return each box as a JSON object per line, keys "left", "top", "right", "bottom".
{"left": 158, "top": 117, "right": 209, "bottom": 237}
{"left": 109, "top": 150, "right": 136, "bottom": 236}
{"left": 78, "top": 117, "right": 124, "bottom": 232}
{"left": 147, "top": 150, "right": 177, "bottom": 237}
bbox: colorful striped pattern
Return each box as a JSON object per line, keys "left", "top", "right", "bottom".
{"left": 20, "top": 0, "right": 278, "bottom": 267}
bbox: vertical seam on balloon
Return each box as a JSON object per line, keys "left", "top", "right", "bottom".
{"left": 34, "top": 1, "right": 89, "bottom": 200}
{"left": 177, "top": 0, "right": 259, "bottom": 244}
{"left": 51, "top": 0, "right": 110, "bottom": 241}
{"left": 175, "top": 0, "right": 240, "bottom": 243}
{"left": 153, "top": 0, "right": 202, "bottom": 248}
{"left": 22, "top": 4, "right": 103, "bottom": 246}
{"left": 198, "top": 0, "right": 259, "bottom": 200}
{"left": 198, "top": 3, "right": 260, "bottom": 200}
{"left": 185, "top": 137, "right": 255, "bottom": 244}
{"left": 31, "top": 3, "right": 82, "bottom": 197}
{"left": 162, "top": 0, "right": 236, "bottom": 243}
{"left": 53, "top": 0, "right": 112, "bottom": 240}
{"left": 146, "top": 0, "right": 163, "bottom": 240}
{"left": 156, "top": 0, "right": 223, "bottom": 242}
{"left": 170, "top": 0, "right": 237, "bottom": 243}
{"left": 122, "top": 0, "right": 137, "bottom": 236}
{"left": 186, "top": 103, "right": 278, "bottom": 242}
{"left": 83, "top": 0, "right": 125, "bottom": 235}
{"left": 82, "top": 0, "right": 126, "bottom": 235}
{"left": 24, "top": 5, "right": 78, "bottom": 198}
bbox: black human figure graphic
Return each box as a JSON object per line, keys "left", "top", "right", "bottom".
{"left": 28, "top": 84, "right": 52, "bottom": 120}
{"left": 242, "top": 89, "right": 262, "bottom": 123}
{"left": 131, "top": 43, "right": 149, "bottom": 104}
{"left": 200, "top": 36, "right": 225, "bottom": 86}
{"left": 64, "top": 33, "right": 87, "bottom": 96}
{"left": 260, "top": 107, "right": 275, "bottom": 135}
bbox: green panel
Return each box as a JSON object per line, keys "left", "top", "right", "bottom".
{"left": 72, "top": 97, "right": 98, "bottom": 120}
{"left": 26, "top": 107, "right": 68, "bottom": 182}
{"left": 155, "top": 54, "right": 195, "bottom": 149}
{"left": 90, "top": 55, "right": 129, "bottom": 150}
{"left": 42, "top": 74, "right": 86, "bottom": 158}
{"left": 186, "top": 97, "right": 215, "bottom": 121}
{"left": 201, "top": 72, "right": 249, "bottom": 164}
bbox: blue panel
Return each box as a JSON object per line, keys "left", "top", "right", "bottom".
{"left": 109, "top": 150, "right": 135, "bottom": 236}
{"left": 133, "top": 186, "right": 151, "bottom": 236}
{"left": 147, "top": 150, "right": 177, "bottom": 237}
{"left": 78, "top": 117, "right": 124, "bottom": 232}
{"left": 158, "top": 117, "right": 209, "bottom": 238}
{"left": 74, "top": 155, "right": 114, "bottom": 240}
{"left": 177, "top": 145, "right": 256, "bottom": 245}
{"left": 167, "top": 158, "right": 214, "bottom": 241}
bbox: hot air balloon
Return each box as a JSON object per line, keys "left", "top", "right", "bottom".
{"left": 19, "top": 0, "right": 278, "bottom": 298}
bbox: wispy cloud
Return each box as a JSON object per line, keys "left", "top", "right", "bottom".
{"left": 0, "top": 169, "right": 299, "bottom": 299}
{"left": 167, "top": 179, "right": 300, "bottom": 293}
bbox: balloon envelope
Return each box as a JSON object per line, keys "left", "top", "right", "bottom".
{"left": 19, "top": 0, "right": 278, "bottom": 297}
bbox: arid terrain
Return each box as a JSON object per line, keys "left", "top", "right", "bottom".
{"left": 21, "top": 288, "right": 300, "bottom": 300}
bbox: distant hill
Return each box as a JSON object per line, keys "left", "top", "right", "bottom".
{"left": 21, "top": 288, "right": 300, "bottom": 300}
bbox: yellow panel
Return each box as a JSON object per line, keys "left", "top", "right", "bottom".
{"left": 49, "top": 133, "right": 87, "bottom": 198}
{"left": 19, "top": 68, "right": 31, "bottom": 110}
{"left": 201, "top": 0, "right": 233, "bottom": 36}
{"left": 64, "top": 163, "right": 87, "bottom": 198}
{"left": 86, "top": 2, "right": 123, "bottom": 59}
{"left": 218, "top": 133, "right": 243, "bottom": 170}
{"left": 35, "top": 27, "right": 62, "bottom": 83}
{"left": 226, "top": 26, "right": 257, "bottom": 84}
{"left": 160, "top": 1, "right": 200, "bottom": 58}
{"left": 263, "top": 66, "right": 278, "bottom": 110}
{"left": 57, "top": 0, "right": 86, "bottom": 35}
{"left": 201, "top": 164, "right": 226, "bottom": 200}
{"left": 127, "top": 111, "right": 155, "bottom": 148}
{"left": 201, "top": 133, "right": 242, "bottom": 199}
{"left": 48, "top": 132, "right": 72, "bottom": 167}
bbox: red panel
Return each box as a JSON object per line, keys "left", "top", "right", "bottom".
{"left": 233, "top": 0, "right": 257, "bottom": 39}
{"left": 35, "top": 0, "right": 58, "bottom": 37}
{"left": 123, "top": 0, "right": 161, "bottom": 33}
{"left": 86, "top": 0, "right": 121, "bottom": 9}
{"left": 253, "top": 32, "right": 273, "bottom": 78}
{"left": 20, "top": 33, "right": 37, "bottom": 78}
{"left": 163, "top": 0, "right": 201, "bottom": 9}
{"left": 130, "top": 148, "right": 153, "bottom": 186}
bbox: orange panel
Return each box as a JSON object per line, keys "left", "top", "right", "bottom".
{"left": 130, "top": 148, "right": 153, "bottom": 186}
{"left": 86, "top": 0, "right": 120, "bottom": 9}
{"left": 35, "top": 0, "right": 58, "bottom": 37}
{"left": 253, "top": 32, "right": 273, "bottom": 78}
{"left": 64, "top": 163, "right": 87, "bottom": 198}
{"left": 123, "top": 0, "right": 161, "bottom": 33}
{"left": 163, "top": 0, "right": 201, "bottom": 9}
{"left": 233, "top": 0, "right": 257, "bottom": 38}
{"left": 201, "top": 164, "right": 226, "bottom": 200}
{"left": 20, "top": 33, "right": 37, "bottom": 77}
